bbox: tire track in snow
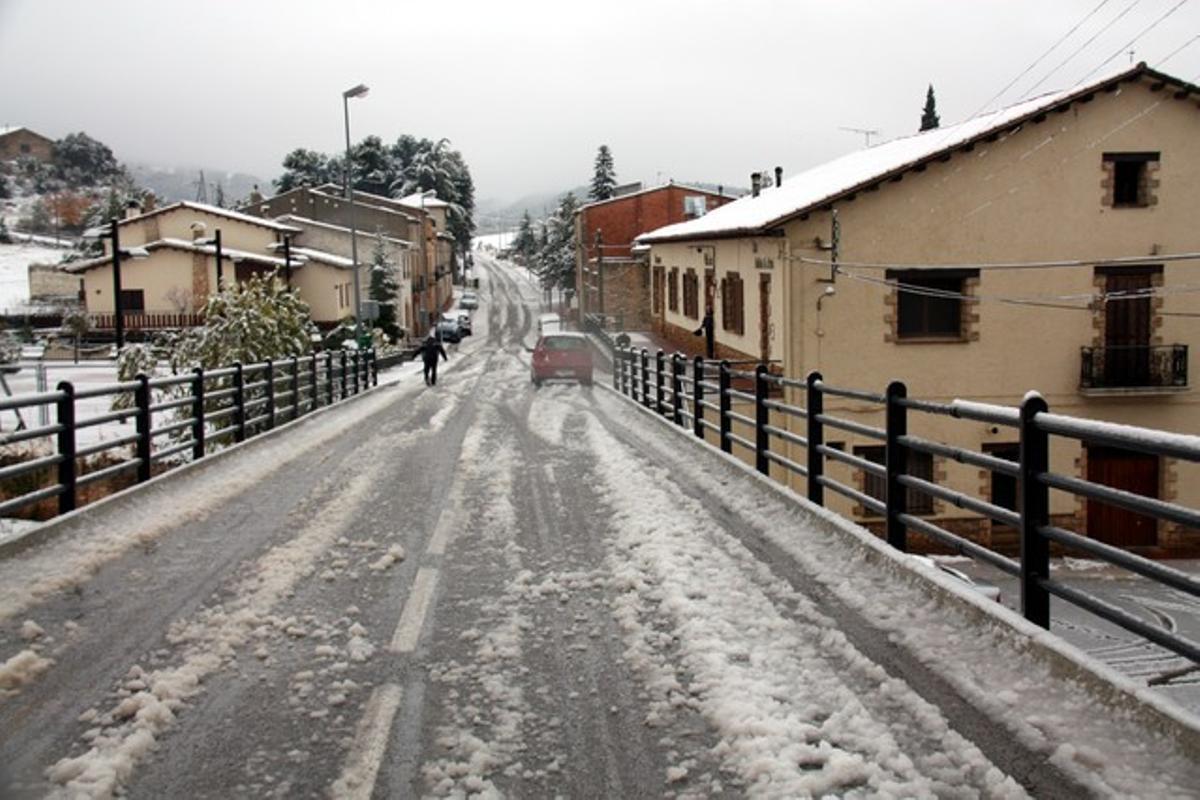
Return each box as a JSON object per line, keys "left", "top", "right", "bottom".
{"left": 41, "top": 454, "right": 390, "bottom": 798}
{"left": 580, "top": 412, "right": 1027, "bottom": 798}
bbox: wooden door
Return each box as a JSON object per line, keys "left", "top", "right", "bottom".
{"left": 1086, "top": 446, "right": 1158, "bottom": 547}
{"left": 1104, "top": 271, "right": 1152, "bottom": 386}
{"left": 652, "top": 266, "right": 665, "bottom": 317}
{"left": 759, "top": 273, "right": 771, "bottom": 362}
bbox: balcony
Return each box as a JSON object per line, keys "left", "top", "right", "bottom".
{"left": 1080, "top": 344, "right": 1188, "bottom": 393}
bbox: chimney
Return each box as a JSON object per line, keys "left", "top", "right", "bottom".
{"left": 774, "top": 166, "right": 783, "bottom": 187}
{"left": 190, "top": 221, "right": 207, "bottom": 242}
{"left": 717, "top": 185, "right": 723, "bottom": 197}
{"left": 751, "top": 172, "right": 762, "bottom": 197}
{"left": 124, "top": 199, "right": 142, "bottom": 220}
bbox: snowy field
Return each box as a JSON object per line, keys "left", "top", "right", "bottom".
{"left": 0, "top": 240, "right": 72, "bottom": 311}
{"left": 471, "top": 230, "right": 516, "bottom": 251}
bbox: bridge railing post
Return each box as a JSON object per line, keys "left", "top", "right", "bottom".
{"left": 1020, "top": 392, "right": 1051, "bottom": 628}
{"left": 371, "top": 348, "right": 379, "bottom": 387}
{"left": 192, "top": 367, "right": 206, "bottom": 460}
{"left": 640, "top": 349, "right": 650, "bottom": 407}
{"left": 56, "top": 381, "right": 76, "bottom": 515}
{"left": 309, "top": 354, "right": 319, "bottom": 412}
{"left": 693, "top": 356, "right": 704, "bottom": 439}
{"left": 655, "top": 350, "right": 665, "bottom": 416}
{"left": 290, "top": 356, "right": 300, "bottom": 421}
{"left": 671, "top": 354, "right": 683, "bottom": 427}
{"left": 885, "top": 380, "right": 908, "bottom": 552}
{"left": 233, "top": 362, "right": 246, "bottom": 443}
{"left": 718, "top": 360, "right": 731, "bottom": 455}
{"left": 135, "top": 374, "right": 152, "bottom": 483}
{"left": 755, "top": 364, "right": 769, "bottom": 475}
{"left": 806, "top": 371, "right": 824, "bottom": 506}
{"left": 326, "top": 352, "right": 334, "bottom": 406}
{"left": 340, "top": 351, "right": 348, "bottom": 400}
{"left": 265, "top": 359, "right": 276, "bottom": 430}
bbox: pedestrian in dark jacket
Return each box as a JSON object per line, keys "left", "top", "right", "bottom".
{"left": 693, "top": 309, "right": 714, "bottom": 359}
{"left": 419, "top": 331, "right": 448, "bottom": 386}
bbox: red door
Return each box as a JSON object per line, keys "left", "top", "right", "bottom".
{"left": 1086, "top": 446, "right": 1159, "bottom": 547}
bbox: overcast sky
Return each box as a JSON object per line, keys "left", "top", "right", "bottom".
{"left": 2, "top": 0, "right": 1198, "bottom": 211}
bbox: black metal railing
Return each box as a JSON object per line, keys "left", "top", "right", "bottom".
{"left": 1080, "top": 344, "right": 1188, "bottom": 389}
{"left": 614, "top": 345, "right": 1200, "bottom": 665}
{"left": 0, "top": 349, "right": 378, "bottom": 525}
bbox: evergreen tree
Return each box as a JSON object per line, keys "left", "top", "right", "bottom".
{"left": 275, "top": 148, "right": 332, "bottom": 191}
{"left": 537, "top": 194, "right": 579, "bottom": 293}
{"left": 513, "top": 211, "right": 537, "bottom": 264}
{"left": 589, "top": 145, "right": 617, "bottom": 201}
{"left": 169, "top": 273, "right": 316, "bottom": 370}
{"left": 368, "top": 233, "right": 401, "bottom": 340}
{"left": 214, "top": 181, "right": 226, "bottom": 208}
{"left": 53, "top": 132, "right": 125, "bottom": 187}
{"left": 920, "top": 85, "right": 940, "bottom": 132}
{"left": 0, "top": 217, "right": 12, "bottom": 244}
{"left": 0, "top": 172, "right": 10, "bottom": 200}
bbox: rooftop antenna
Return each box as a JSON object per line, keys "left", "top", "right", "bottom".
{"left": 1127, "top": 49, "right": 1136, "bottom": 64}
{"left": 839, "top": 126, "right": 881, "bottom": 147}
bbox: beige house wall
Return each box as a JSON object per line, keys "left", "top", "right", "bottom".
{"left": 647, "top": 77, "right": 1200, "bottom": 551}
{"left": 110, "top": 206, "right": 282, "bottom": 255}
{"left": 82, "top": 249, "right": 209, "bottom": 315}
{"left": 290, "top": 262, "right": 356, "bottom": 324}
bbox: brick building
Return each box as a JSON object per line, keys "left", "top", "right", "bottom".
{"left": 575, "top": 182, "right": 733, "bottom": 328}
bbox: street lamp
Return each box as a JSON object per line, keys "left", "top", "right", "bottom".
{"left": 418, "top": 189, "right": 436, "bottom": 332}
{"left": 342, "top": 83, "right": 369, "bottom": 343}
{"left": 83, "top": 219, "right": 148, "bottom": 350}
{"left": 192, "top": 227, "right": 224, "bottom": 290}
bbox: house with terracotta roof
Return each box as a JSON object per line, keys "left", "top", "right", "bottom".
{"left": 638, "top": 63, "right": 1200, "bottom": 555}
{"left": 573, "top": 181, "right": 734, "bottom": 328}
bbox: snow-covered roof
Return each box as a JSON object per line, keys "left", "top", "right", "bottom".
{"left": 639, "top": 63, "right": 1185, "bottom": 244}
{"left": 123, "top": 201, "right": 303, "bottom": 234}
{"left": 396, "top": 192, "right": 450, "bottom": 210}
{"left": 0, "top": 125, "right": 51, "bottom": 141}
{"left": 274, "top": 214, "right": 412, "bottom": 247}
{"left": 577, "top": 181, "right": 732, "bottom": 213}
{"left": 64, "top": 237, "right": 302, "bottom": 273}
{"left": 302, "top": 187, "right": 419, "bottom": 222}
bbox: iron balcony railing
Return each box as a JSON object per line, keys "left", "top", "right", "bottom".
{"left": 1080, "top": 344, "right": 1188, "bottom": 389}
{"left": 612, "top": 345, "right": 1200, "bottom": 667}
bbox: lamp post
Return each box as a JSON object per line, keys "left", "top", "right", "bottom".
{"left": 193, "top": 228, "right": 225, "bottom": 293}
{"left": 343, "top": 82, "right": 369, "bottom": 342}
{"left": 418, "top": 189, "right": 436, "bottom": 333}
{"left": 110, "top": 219, "right": 125, "bottom": 349}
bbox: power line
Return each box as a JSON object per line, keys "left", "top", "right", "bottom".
{"left": 1076, "top": 0, "right": 1192, "bottom": 84}
{"left": 1021, "top": 0, "right": 1143, "bottom": 99}
{"left": 965, "top": 0, "right": 1114, "bottom": 122}
{"left": 794, "top": 251, "right": 1200, "bottom": 272}
{"left": 1154, "top": 33, "right": 1200, "bottom": 68}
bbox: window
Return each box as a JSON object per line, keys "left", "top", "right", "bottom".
{"left": 652, "top": 266, "right": 664, "bottom": 315}
{"left": 854, "top": 445, "right": 934, "bottom": 515}
{"left": 668, "top": 268, "right": 679, "bottom": 312}
{"left": 683, "top": 269, "right": 699, "bottom": 319}
{"left": 888, "top": 268, "right": 978, "bottom": 340}
{"left": 721, "top": 272, "right": 744, "bottom": 335}
{"left": 983, "top": 443, "right": 1020, "bottom": 524}
{"left": 19, "top": 143, "right": 31, "bottom": 154}
{"left": 119, "top": 289, "right": 145, "bottom": 312}
{"left": 1103, "top": 152, "right": 1158, "bottom": 208}
{"left": 683, "top": 195, "right": 707, "bottom": 218}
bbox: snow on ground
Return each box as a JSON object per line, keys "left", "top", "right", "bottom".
{"left": 0, "top": 240, "right": 71, "bottom": 310}
{"left": 471, "top": 231, "right": 515, "bottom": 251}
{"left": 578, "top": 407, "right": 1022, "bottom": 798}
{"left": 581, "top": 388, "right": 1200, "bottom": 797}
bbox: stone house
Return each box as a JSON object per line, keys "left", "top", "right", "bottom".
{"left": 639, "top": 63, "right": 1200, "bottom": 555}
{"left": 0, "top": 126, "right": 54, "bottom": 162}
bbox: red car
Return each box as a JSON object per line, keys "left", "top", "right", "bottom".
{"left": 531, "top": 332, "right": 594, "bottom": 386}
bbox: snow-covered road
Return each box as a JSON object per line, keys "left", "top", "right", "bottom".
{"left": 0, "top": 255, "right": 1196, "bottom": 798}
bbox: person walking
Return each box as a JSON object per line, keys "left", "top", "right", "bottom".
{"left": 419, "top": 329, "right": 448, "bottom": 386}
{"left": 693, "top": 308, "right": 714, "bottom": 359}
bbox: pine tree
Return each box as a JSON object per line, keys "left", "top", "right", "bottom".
{"left": 537, "top": 194, "right": 579, "bottom": 293}
{"left": 513, "top": 211, "right": 537, "bottom": 264}
{"left": 920, "top": 85, "right": 940, "bottom": 132}
{"left": 590, "top": 145, "right": 617, "bottom": 201}
{"left": 368, "top": 233, "right": 401, "bottom": 340}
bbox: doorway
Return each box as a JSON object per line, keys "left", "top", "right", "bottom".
{"left": 1086, "top": 445, "right": 1159, "bottom": 547}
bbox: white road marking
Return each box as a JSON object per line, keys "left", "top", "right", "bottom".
{"left": 329, "top": 683, "right": 404, "bottom": 800}
{"left": 426, "top": 507, "right": 456, "bottom": 556}
{"left": 388, "top": 567, "right": 439, "bottom": 654}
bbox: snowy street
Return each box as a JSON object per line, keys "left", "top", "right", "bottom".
{"left": 0, "top": 255, "right": 1197, "bottom": 798}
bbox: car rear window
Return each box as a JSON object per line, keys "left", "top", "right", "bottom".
{"left": 542, "top": 336, "right": 586, "bottom": 351}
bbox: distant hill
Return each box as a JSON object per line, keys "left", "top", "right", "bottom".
{"left": 129, "top": 163, "right": 266, "bottom": 206}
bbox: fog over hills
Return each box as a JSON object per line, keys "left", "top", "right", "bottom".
{"left": 129, "top": 163, "right": 267, "bottom": 206}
